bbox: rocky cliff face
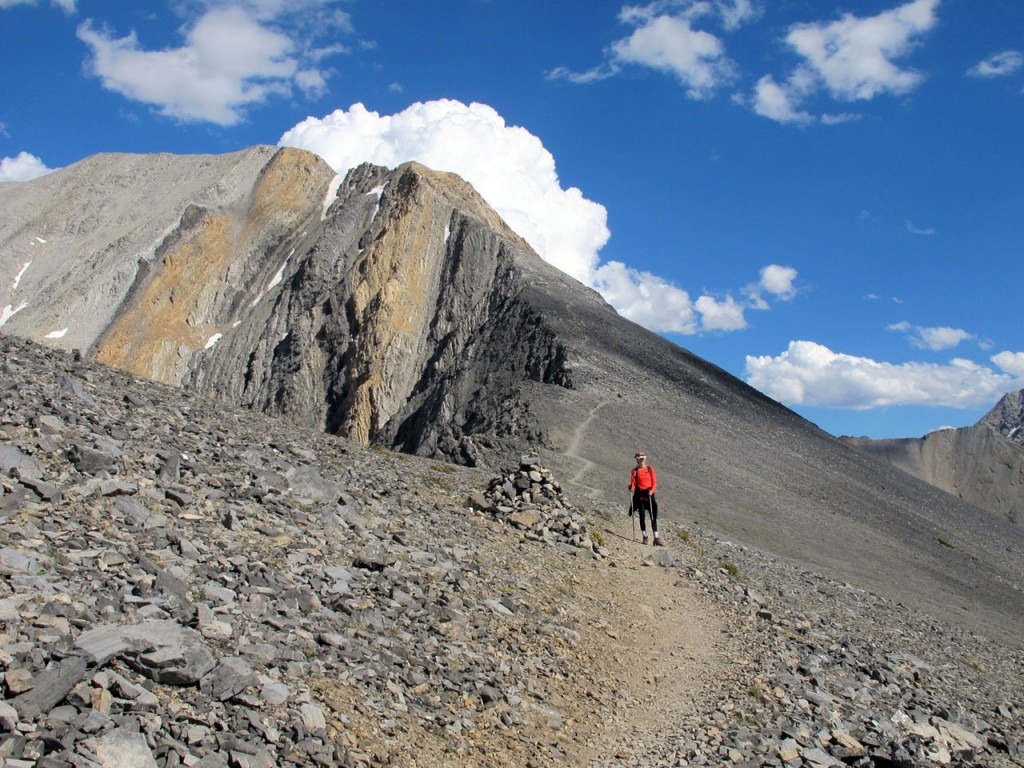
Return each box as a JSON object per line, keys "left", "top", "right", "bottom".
{"left": 1, "top": 148, "right": 571, "bottom": 463}
{"left": 980, "top": 389, "right": 1024, "bottom": 448}
{"left": 842, "top": 391, "right": 1024, "bottom": 526}
{"left": 185, "top": 159, "right": 572, "bottom": 462}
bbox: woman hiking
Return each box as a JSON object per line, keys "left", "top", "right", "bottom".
{"left": 629, "top": 451, "right": 661, "bottom": 545}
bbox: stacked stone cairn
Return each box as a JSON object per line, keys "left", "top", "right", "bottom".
{"left": 469, "top": 456, "right": 609, "bottom": 559}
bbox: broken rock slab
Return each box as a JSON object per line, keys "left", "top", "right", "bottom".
{"left": 75, "top": 620, "right": 216, "bottom": 685}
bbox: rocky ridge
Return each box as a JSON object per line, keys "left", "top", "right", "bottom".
{"left": 842, "top": 390, "right": 1024, "bottom": 526}
{"left": 2, "top": 334, "right": 1023, "bottom": 767}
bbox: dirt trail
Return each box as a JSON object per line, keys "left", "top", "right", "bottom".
{"left": 562, "top": 538, "right": 732, "bottom": 767}
{"left": 558, "top": 400, "right": 736, "bottom": 766}
{"left": 565, "top": 399, "right": 609, "bottom": 497}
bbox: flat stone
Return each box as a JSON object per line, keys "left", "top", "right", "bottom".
{"left": 89, "top": 726, "right": 159, "bottom": 768}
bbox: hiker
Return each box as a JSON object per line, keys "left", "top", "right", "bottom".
{"left": 629, "top": 451, "right": 661, "bottom": 545}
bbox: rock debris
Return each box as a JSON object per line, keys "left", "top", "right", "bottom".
{"left": 1, "top": 334, "right": 1021, "bottom": 767}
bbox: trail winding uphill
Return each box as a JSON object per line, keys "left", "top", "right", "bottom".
{"left": 565, "top": 399, "right": 611, "bottom": 497}
{"left": 555, "top": 396, "right": 738, "bottom": 766}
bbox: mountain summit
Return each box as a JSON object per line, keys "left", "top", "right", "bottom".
{"left": 1, "top": 146, "right": 1022, "bottom": 641}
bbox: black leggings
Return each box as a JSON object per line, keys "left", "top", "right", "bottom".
{"left": 632, "top": 492, "right": 658, "bottom": 533}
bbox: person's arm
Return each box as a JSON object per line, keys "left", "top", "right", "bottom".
{"left": 650, "top": 466, "right": 657, "bottom": 494}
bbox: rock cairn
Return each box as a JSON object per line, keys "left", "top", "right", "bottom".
{"left": 469, "top": 458, "right": 609, "bottom": 559}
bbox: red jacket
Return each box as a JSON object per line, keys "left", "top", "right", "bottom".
{"left": 630, "top": 465, "right": 657, "bottom": 494}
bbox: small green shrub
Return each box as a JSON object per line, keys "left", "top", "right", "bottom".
{"left": 589, "top": 530, "right": 607, "bottom": 548}
{"left": 722, "top": 561, "right": 741, "bottom": 579}
{"left": 937, "top": 537, "right": 954, "bottom": 549}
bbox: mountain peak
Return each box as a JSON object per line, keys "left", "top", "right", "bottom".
{"left": 979, "top": 388, "right": 1024, "bottom": 446}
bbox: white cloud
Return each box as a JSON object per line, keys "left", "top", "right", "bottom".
{"left": 905, "top": 220, "right": 935, "bottom": 235}
{"left": 280, "top": 99, "right": 796, "bottom": 336}
{"left": 0, "top": 0, "right": 75, "bottom": 11}
{"left": 912, "top": 326, "right": 973, "bottom": 351}
{"left": 759, "top": 264, "right": 798, "bottom": 299}
{"left": 0, "top": 152, "right": 54, "bottom": 182}
{"left": 695, "top": 294, "right": 747, "bottom": 331}
{"left": 751, "top": 74, "right": 815, "bottom": 125}
{"left": 715, "top": 0, "right": 761, "bottom": 31}
{"left": 746, "top": 340, "right": 1019, "bottom": 409}
{"left": 751, "top": 0, "right": 939, "bottom": 124}
{"left": 546, "top": 64, "right": 617, "bottom": 85}
{"left": 549, "top": 2, "right": 738, "bottom": 98}
{"left": 967, "top": 50, "right": 1023, "bottom": 78}
{"left": 993, "top": 352, "right": 1024, "bottom": 378}
{"left": 76, "top": 4, "right": 349, "bottom": 125}
{"left": 593, "top": 261, "right": 698, "bottom": 334}
{"left": 745, "top": 263, "right": 799, "bottom": 308}
{"left": 786, "top": 0, "right": 939, "bottom": 101}
{"left": 889, "top": 322, "right": 974, "bottom": 351}
{"left": 610, "top": 11, "right": 736, "bottom": 98}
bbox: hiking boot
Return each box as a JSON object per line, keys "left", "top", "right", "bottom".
{"left": 653, "top": 537, "right": 663, "bottom": 546}
{"left": 642, "top": 534, "right": 648, "bottom": 545}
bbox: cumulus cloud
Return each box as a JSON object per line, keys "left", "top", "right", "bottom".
{"left": 0, "top": 152, "right": 54, "bottom": 182}
{"left": 758, "top": 264, "right": 799, "bottom": 299}
{"left": 992, "top": 351, "right": 1024, "bottom": 377}
{"left": 281, "top": 99, "right": 796, "bottom": 336}
{"left": 889, "top": 322, "right": 974, "bottom": 351}
{"left": 745, "top": 264, "right": 799, "bottom": 308}
{"left": 751, "top": 0, "right": 940, "bottom": 124}
{"left": 746, "top": 340, "right": 1021, "bottom": 409}
{"left": 751, "top": 74, "right": 814, "bottom": 125}
{"left": 76, "top": 3, "right": 350, "bottom": 125}
{"left": 610, "top": 9, "right": 736, "bottom": 98}
{"left": 548, "top": 1, "right": 742, "bottom": 98}
{"left": 593, "top": 262, "right": 699, "bottom": 334}
{"left": 967, "top": 50, "right": 1023, "bottom": 78}
{"left": 695, "top": 294, "right": 747, "bottom": 331}
{"left": 716, "top": 0, "right": 761, "bottom": 31}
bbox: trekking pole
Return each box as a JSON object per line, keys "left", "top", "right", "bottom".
{"left": 629, "top": 493, "right": 635, "bottom": 541}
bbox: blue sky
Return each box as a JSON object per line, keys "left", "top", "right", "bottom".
{"left": 1, "top": 0, "right": 1022, "bottom": 439}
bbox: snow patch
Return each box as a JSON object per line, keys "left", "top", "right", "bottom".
{"left": 444, "top": 224, "right": 451, "bottom": 243}
{"left": 250, "top": 251, "right": 294, "bottom": 307}
{"left": 0, "top": 302, "right": 28, "bottom": 327}
{"left": 44, "top": 328, "right": 68, "bottom": 339}
{"left": 369, "top": 183, "right": 387, "bottom": 223}
{"left": 266, "top": 250, "right": 295, "bottom": 291}
{"left": 321, "top": 175, "right": 343, "bottom": 220}
{"left": 12, "top": 261, "right": 30, "bottom": 290}
{"left": 1008, "top": 426, "right": 1020, "bottom": 439}
{"left": 204, "top": 333, "right": 223, "bottom": 350}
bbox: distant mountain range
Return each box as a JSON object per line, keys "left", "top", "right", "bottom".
{"left": 842, "top": 390, "right": 1024, "bottom": 526}
{"left": 1, "top": 146, "right": 1021, "bottom": 640}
